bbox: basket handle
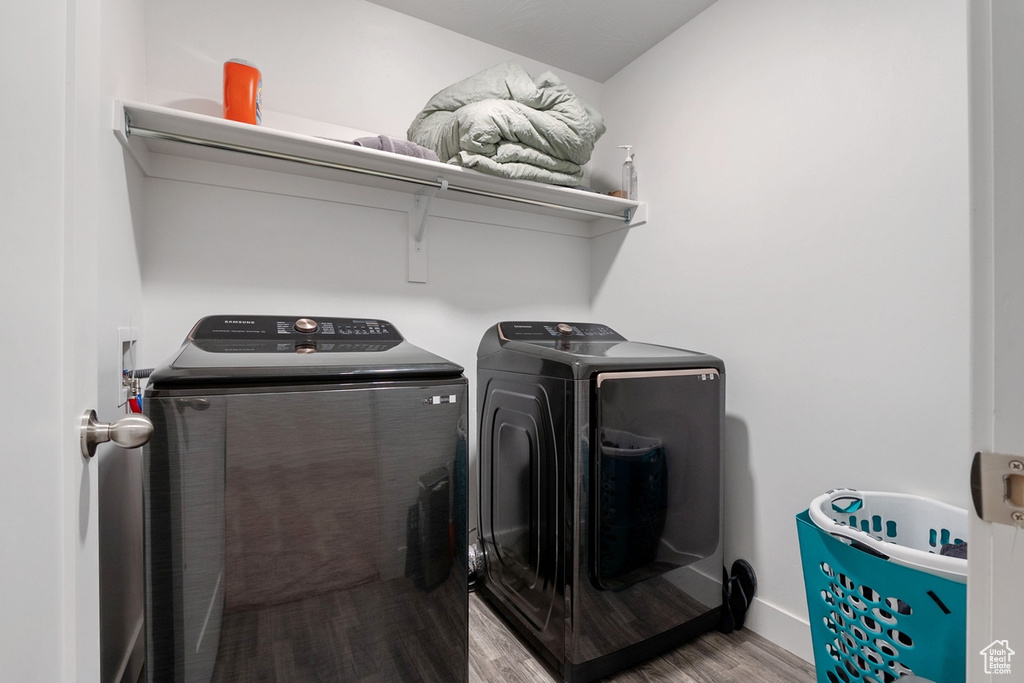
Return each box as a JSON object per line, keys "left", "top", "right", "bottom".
{"left": 825, "top": 527, "right": 891, "bottom": 560}
{"left": 808, "top": 489, "right": 893, "bottom": 560}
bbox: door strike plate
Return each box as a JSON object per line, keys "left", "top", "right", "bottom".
{"left": 971, "top": 451, "right": 1024, "bottom": 528}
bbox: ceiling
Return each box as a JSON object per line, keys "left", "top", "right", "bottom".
{"left": 363, "top": 0, "right": 718, "bottom": 83}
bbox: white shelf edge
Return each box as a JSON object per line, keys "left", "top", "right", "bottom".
{"left": 112, "top": 99, "right": 642, "bottom": 230}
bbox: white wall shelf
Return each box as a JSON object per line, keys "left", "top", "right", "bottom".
{"left": 114, "top": 100, "right": 645, "bottom": 222}
{"left": 113, "top": 100, "right": 646, "bottom": 281}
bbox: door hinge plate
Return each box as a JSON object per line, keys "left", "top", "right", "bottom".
{"left": 972, "top": 451, "right": 1024, "bottom": 528}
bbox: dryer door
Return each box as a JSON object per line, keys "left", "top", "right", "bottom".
{"left": 478, "top": 377, "right": 561, "bottom": 633}
{"left": 591, "top": 368, "right": 722, "bottom": 591}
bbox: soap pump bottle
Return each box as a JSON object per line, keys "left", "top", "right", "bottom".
{"left": 618, "top": 145, "right": 638, "bottom": 200}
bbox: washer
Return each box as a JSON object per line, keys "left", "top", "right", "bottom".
{"left": 476, "top": 321, "right": 725, "bottom": 682}
{"left": 143, "top": 315, "right": 468, "bottom": 682}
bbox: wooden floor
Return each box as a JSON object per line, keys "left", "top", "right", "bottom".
{"left": 184, "top": 579, "right": 815, "bottom": 682}
{"left": 469, "top": 593, "right": 817, "bottom": 683}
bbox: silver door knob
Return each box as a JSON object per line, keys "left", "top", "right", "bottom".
{"left": 80, "top": 410, "right": 153, "bottom": 458}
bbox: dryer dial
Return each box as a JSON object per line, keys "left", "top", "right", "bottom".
{"left": 294, "top": 318, "right": 318, "bottom": 334}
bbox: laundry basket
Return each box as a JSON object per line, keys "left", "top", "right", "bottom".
{"left": 596, "top": 428, "right": 667, "bottom": 581}
{"left": 795, "top": 489, "right": 967, "bottom": 683}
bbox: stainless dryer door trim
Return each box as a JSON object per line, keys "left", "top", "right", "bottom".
{"left": 595, "top": 367, "right": 719, "bottom": 386}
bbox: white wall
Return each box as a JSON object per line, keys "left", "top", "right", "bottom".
{"left": 0, "top": 1, "right": 70, "bottom": 680}
{"left": 136, "top": 176, "right": 594, "bottom": 392}
{"left": 592, "top": 0, "right": 971, "bottom": 659}
{"left": 140, "top": 0, "right": 604, "bottom": 151}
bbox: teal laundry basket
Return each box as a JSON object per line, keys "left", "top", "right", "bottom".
{"left": 796, "top": 489, "right": 967, "bottom": 683}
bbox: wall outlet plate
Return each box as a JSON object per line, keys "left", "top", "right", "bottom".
{"left": 118, "top": 326, "right": 140, "bottom": 407}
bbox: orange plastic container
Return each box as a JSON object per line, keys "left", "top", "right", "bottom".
{"left": 223, "top": 59, "right": 261, "bottom": 125}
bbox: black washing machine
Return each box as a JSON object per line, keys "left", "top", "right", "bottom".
{"left": 476, "top": 321, "right": 726, "bottom": 682}
{"left": 143, "top": 315, "right": 468, "bottom": 682}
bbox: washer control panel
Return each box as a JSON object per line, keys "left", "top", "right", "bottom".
{"left": 189, "top": 315, "right": 403, "bottom": 353}
{"left": 498, "top": 321, "right": 626, "bottom": 342}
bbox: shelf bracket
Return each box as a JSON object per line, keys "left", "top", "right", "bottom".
{"left": 625, "top": 202, "right": 648, "bottom": 227}
{"left": 408, "top": 178, "right": 448, "bottom": 283}
{"left": 591, "top": 202, "right": 649, "bottom": 238}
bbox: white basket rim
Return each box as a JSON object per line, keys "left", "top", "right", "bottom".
{"left": 808, "top": 489, "right": 967, "bottom": 583}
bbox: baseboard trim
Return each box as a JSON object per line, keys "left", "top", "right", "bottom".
{"left": 742, "top": 596, "right": 815, "bottom": 664}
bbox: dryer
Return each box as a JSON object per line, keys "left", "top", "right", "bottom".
{"left": 143, "top": 315, "right": 468, "bottom": 682}
{"left": 476, "top": 321, "right": 725, "bottom": 682}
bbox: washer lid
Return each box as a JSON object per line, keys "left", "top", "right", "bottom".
{"left": 149, "top": 315, "right": 464, "bottom": 386}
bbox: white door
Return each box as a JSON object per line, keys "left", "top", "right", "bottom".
{"left": 1, "top": 0, "right": 146, "bottom": 679}
{"left": 968, "top": 1, "right": 1024, "bottom": 681}
{"left": 0, "top": 0, "right": 101, "bottom": 680}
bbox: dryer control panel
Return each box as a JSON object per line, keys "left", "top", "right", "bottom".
{"left": 498, "top": 321, "right": 626, "bottom": 342}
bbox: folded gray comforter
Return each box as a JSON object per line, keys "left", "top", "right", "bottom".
{"left": 407, "top": 62, "right": 606, "bottom": 186}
